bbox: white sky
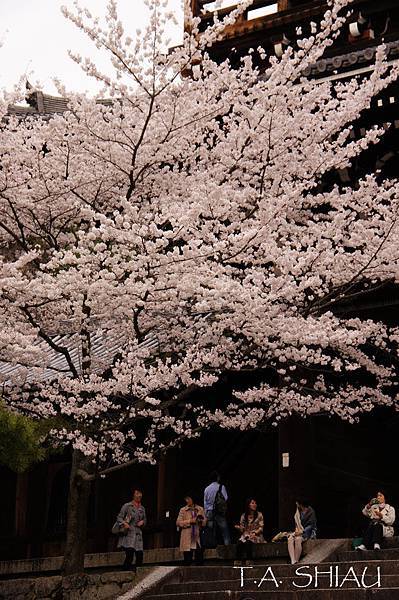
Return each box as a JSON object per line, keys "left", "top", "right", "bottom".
{"left": 0, "top": 0, "right": 183, "bottom": 95}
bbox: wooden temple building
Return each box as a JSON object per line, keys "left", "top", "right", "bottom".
{"left": 2, "top": 0, "right": 399, "bottom": 560}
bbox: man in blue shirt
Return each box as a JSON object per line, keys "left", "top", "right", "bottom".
{"left": 203, "top": 471, "right": 231, "bottom": 545}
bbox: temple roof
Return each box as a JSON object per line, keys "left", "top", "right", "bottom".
{"left": 305, "top": 39, "right": 399, "bottom": 79}
{"left": 187, "top": 0, "right": 399, "bottom": 76}
{"left": 7, "top": 91, "right": 113, "bottom": 118}
{"left": 0, "top": 331, "right": 159, "bottom": 384}
{"left": 8, "top": 91, "right": 70, "bottom": 118}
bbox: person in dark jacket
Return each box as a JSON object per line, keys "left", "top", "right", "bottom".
{"left": 287, "top": 499, "right": 317, "bottom": 564}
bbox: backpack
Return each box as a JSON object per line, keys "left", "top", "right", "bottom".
{"left": 213, "top": 484, "right": 227, "bottom": 516}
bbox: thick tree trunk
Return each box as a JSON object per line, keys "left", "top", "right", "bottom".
{"left": 62, "top": 449, "right": 93, "bottom": 576}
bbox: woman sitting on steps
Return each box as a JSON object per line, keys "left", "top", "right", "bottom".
{"left": 287, "top": 499, "right": 317, "bottom": 565}
{"left": 235, "top": 498, "right": 265, "bottom": 563}
{"left": 356, "top": 491, "right": 395, "bottom": 551}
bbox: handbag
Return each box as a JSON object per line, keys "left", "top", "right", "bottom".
{"left": 352, "top": 537, "right": 364, "bottom": 550}
{"left": 272, "top": 531, "right": 289, "bottom": 542}
{"left": 111, "top": 520, "right": 128, "bottom": 535}
{"left": 111, "top": 507, "right": 131, "bottom": 536}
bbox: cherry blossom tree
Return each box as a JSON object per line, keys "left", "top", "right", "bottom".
{"left": 1, "top": 0, "right": 399, "bottom": 575}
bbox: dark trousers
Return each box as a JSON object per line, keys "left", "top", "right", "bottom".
{"left": 183, "top": 547, "right": 204, "bottom": 566}
{"left": 123, "top": 548, "right": 143, "bottom": 570}
{"left": 363, "top": 521, "right": 383, "bottom": 549}
{"left": 236, "top": 540, "right": 253, "bottom": 561}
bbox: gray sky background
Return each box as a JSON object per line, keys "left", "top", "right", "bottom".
{"left": 0, "top": 0, "right": 183, "bottom": 94}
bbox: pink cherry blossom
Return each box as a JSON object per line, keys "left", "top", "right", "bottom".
{"left": 1, "top": 0, "right": 399, "bottom": 473}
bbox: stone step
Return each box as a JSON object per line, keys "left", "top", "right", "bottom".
{"left": 376, "top": 537, "right": 399, "bottom": 549}
{"left": 338, "top": 548, "right": 399, "bottom": 562}
{"left": 0, "top": 540, "right": 359, "bottom": 578}
{"left": 0, "top": 542, "right": 289, "bottom": 577}
{"left": 163, "top": 573, "right": 398, "bottom": 594}
{"left": 172, "top": 562, "right": 399, "bottom": 582}
{"left": 145, "top": 588, "right": 399, "bottom": 600}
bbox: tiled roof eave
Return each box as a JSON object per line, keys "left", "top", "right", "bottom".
{"left": 304, "top": 39, "right": 399, "bottom": 78}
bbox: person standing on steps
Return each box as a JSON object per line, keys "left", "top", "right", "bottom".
{"left": 204, "top": 471, "right": 231, "bottom": 545}
{"left": 115, "top": 488, "right": 147, "bottom": 572}
{"left": 287, "top": 499, "right": 317, "bottom": 565}
{"left": 176, "top": 494, "right": 207, "bottom": 565}
{"left": 356, "top": 491, "right": 395, "bottom": 551}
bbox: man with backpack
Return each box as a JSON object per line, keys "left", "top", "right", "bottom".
{"left": 203, "top": 471, "right": 231, "bottom": 545}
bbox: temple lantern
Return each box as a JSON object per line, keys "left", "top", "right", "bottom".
{"left": 348, "top": 12, "right": 374, "bottom": 42}
{"left": 271, "top": 33, "right": 290, "bottom": 58}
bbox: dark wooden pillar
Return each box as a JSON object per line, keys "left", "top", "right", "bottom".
{"left": 25, "top": 462, "right": 49, "bottom": 558}
{"left": 278, "top": 416, "right": 315, "bottom": 530}
{"left": 155, "top": 449, "right": 178, "bottom": 548}
{"left": 15, "top": 473, "right": 29, "bottom": 538}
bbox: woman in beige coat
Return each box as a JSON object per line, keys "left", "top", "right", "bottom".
{"left": 176, "top": 494, "right": 207, "bottom": 565}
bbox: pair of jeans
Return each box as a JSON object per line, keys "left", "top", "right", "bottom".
{"left": 122, "top": 548, "right": 143, "bottom": 570}
{"left": 302, "top": 525, "right": 317, "bottom": 541}
{"left": 206, "top": 509, "right": 231, "bottom": 545}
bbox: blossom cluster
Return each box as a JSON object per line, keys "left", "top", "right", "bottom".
{"left": 1, "top": 0, "right": 399, "bottom": 471}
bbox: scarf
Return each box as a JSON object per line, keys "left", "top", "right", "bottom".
{"left": 191, "top": 508, "right": 197, "bottom": 542}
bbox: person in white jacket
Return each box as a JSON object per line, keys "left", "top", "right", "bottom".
{"left": 356, "top": 491, "right": 395, "bottom": 551}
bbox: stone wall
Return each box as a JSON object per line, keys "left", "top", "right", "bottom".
{"left": 0, "top": 569, "right": 153, "bottom": 600}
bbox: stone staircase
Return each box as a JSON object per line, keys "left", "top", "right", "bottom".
{"left": 138, "top": 539, "right": 399, "bottom": 599}
{"left": 140, "top": 564, "right": 399, "bottom": 599}
{"left": 2, "top": 540, "right": 399, "bottom": 599}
